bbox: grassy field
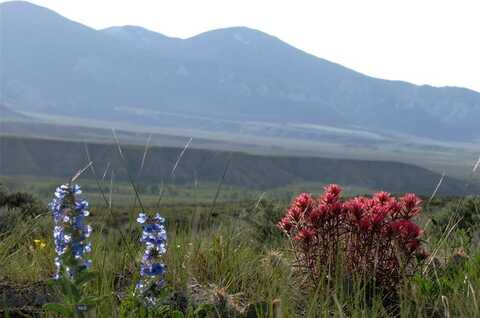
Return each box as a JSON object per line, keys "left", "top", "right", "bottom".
{"left": 1, "top": 176, "right": 479, "bottom": 317}
{"left": 0, "top": 175, "right": 375, "bottom": 207}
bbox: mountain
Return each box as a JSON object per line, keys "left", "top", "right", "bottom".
{"left": 0, "top": 104, "right": 27, "bottom": 120}
{"left": 0, "top": 135, "right": 472, "bottom": 196}
{"left": 1, "top": 1, "right": 480, "bottom": 142}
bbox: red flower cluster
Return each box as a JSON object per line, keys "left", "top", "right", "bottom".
{"left": 278, "top": 184, "right": 426, "bottom": 290}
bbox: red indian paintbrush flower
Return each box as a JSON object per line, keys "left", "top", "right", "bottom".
{"left": 278, "top": 184, "right": 425, "bottom": 293}
{"left": 400, "top": 193, "right": 422, "bottom": 217}
{"left": 294, "top": 227, "right": 316, "bottom": 243}
{"left": 373, "top": 191, "right": 392, "bottom": 205}
{"left": 277, "top": 216, "right": 293, "bottom": 233}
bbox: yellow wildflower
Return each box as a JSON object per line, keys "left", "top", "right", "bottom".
{"left": 33, "top": 239, "right": 47, "bottom": 249}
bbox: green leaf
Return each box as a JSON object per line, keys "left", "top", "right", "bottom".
{"left": 171, "top": 310, "right": 185, "bottom": 318}
{"left": 70, "top": 284, "right": 82, "bottom": 302}
{"left": 75, "top": 271, "right": 97, "bottom": 286}
{"left": 58, "top": 278, "right": 75, "bottom": 303}
{"left": 194, "top": 304, "right": 215, "bottom": 315}
{"left": 43, "top": 303, "right": 75, "bottom": 317}
{"left": 46, "top": 278, "right": 59, "bottom": 287}
{"left": 79, "top": 295, "right": 105, "bottom": 306}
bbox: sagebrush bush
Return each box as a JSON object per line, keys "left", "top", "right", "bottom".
{"left": 277, "top": 184, "right": 427, "bottom": 293}
{"left": 433, "top": 196, "right": 480, "bottom": 233}
{"left": 0, "top": 184, "right": 44, "bottom": 219}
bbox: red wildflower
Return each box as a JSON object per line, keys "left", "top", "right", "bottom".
{"left": 390, "top": 220, "right": 422, "bottom": 240}
{"left": 372, "top": 211, "right": 388, "bottom": 228}
{"left": 294, "top": 192, "right": 313, "bottom": 209}
{"left": 324, "top": 184, "right": 342, "bottom": 197}
{"left": 400, "top": 193, "right": 422, "bottom": 217}
{"left": 331, "top": 202, "right": 344, "bottom": 216}
{"left": 373, "top": 191, "right": 392, "bottom": 205}
{"left": 307, "top": 206, "right": 325, "bottom": 224}
{"left": 361, "top": 197, "right": 376, "bottom": 210}
{"left": 358, "top": 206, "right": 388, "bottom": 232}
{"left": 277, "top": 185, "right": 425, "bottom": 292}
{"left": 294, "top": 227, "right": 316, "bottom": 243}
{"left": 277, "top": 216, "right": 293, "bottom": 233}
{"left": 344, "top": 197, "right": 364, "bottom": 221}
{"left": 402, "top": 193, "right": 421, "bottom": 209}
{"left": 386, "top": 199, "right": 402, "bottom": 216}
{"left": 321, "top": 184, "right": 342, "bottom": 204}
{"left": 288, "top": 192, "right": 315, "bottom": 219}
{"left": 288, "top": 206, "right": 303, "bottom": 222}
{"left": 359, "top": 216, "right": 373, "bottom": 232}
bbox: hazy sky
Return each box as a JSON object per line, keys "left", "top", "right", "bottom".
{"left": 3, "top": 0, "right": 479, "bottom": 92}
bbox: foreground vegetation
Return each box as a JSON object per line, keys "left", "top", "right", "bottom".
{"left": 0, "top": 181, "right": 479, "bottom": 317}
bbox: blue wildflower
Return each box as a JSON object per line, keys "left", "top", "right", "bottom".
{"left": 137, "top": 212, "right": 148, "bottom": 224}
{"left": 49, "top": 184, "right": 92, "bottom": 280}
{"left": 135, "top": 212, "right": 167, "bottom": 306}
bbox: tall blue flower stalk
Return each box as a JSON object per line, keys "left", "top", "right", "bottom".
{"left": 135, "top": 212, "right": 167, "bottom": 306}
{"left": 49, "top": 184, "right": 92, "bottom": 280}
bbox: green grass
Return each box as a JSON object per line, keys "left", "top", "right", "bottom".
{"left": 0, "top": 175, "right": 264, "bottom": 205}
{"left": 0, "top": 175, "right": 373, "bottom": 211}
{"left": 1, "top": 184, "right": 480, "bottom": 317}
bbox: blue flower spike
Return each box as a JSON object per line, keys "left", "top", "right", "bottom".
{"left": 135, "top": 211, "right": 167, "bottom": 306}
{"left": 49, "top": 184, "right": 92, "bottom": 280}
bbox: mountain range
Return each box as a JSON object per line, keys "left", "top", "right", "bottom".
{"left": 1, "top": 1, "right": 480, "bottom": 143}
{"left": 0, "top": 104, "right": 26, "bottom": 120}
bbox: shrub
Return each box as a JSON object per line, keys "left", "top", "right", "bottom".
{"left": 433, "top": 196, "right": 480, "bottom": 234}
{"left": 277, "top": 184, "right": 427, "bottom": 293}
{"left": 0, "top": 185, "right": 44, "bottom": 218}
{"left": 238, "top": 199, "right": 285, "bottom": 244}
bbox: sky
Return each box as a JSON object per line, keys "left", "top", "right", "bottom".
{"left": 2, "top": 0, "right": 479, "bottom": 92}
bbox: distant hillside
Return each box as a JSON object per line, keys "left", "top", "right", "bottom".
{"left": 0, "top": 104, "right": 27, "bottom": 120}
{"left": 1, "top": 1, "right": 480, "bottom": 142}
{"left": 0, "top": 136, "right": 472, "bottom": 196}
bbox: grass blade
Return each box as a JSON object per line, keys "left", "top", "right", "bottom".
{"left": 171, "top": 137, "right": 193, "bottom": 178}
{"left": 112, "top": 129, "right": 146, "bottom": 213}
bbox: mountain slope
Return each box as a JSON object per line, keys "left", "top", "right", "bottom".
{"left": 0, "top": 104, "right": 27, "bottom": 120}
{"left": 1, "top": 1, "right": 480, "bottom": 141}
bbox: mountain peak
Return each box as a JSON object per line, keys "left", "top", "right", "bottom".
{"left": 101, "top": 25, "right": 181, "bottom": 52}
{"left": 101, "top": 25, "right": 176, "bottom": 41}
{"left": 0, "top": 0, "right": 95, "bottom": 32}
{"left": 0, "top": 1, "right": 56, "bottom": 15}
{"left": 180, "top": 26, "right": 309, "bottom": 64}
{"left": 1, "top": 1, "right": 39, "bottom": 8}
{"left": 188, "top": 26, "right": 278, "bottom": 44}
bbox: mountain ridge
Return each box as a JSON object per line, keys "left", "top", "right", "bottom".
{"left": 0, "top": 104, "right": 28, "bottom": 120}
{"left": 1, "top": 1, "right": 480, "bottom": 142}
